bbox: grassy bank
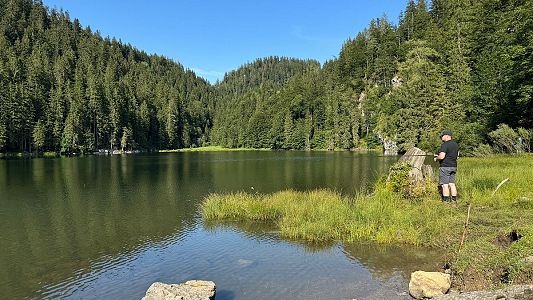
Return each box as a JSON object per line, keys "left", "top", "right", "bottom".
{"left": 202, "top": 155, "right": 533, "bottom": 289}
{"left": 159, "top": 146, "right": 270, "bottom": 152}
{"left": 0, "top": 151, "right": 60, "bottom": 159}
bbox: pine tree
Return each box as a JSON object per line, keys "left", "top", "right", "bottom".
{"left": 32, "top": 118, "right": 45, "bottom": 151}
{"left": 378, "top": 45, "right": 452, "bottom": 151}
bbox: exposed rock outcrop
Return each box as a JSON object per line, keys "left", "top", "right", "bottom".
{"left": 409, "top": 271, "right": 451, "bottom": 299}
{"left": 382, "top": 137, "right": 399, "bottom": 155}
{"left": 142, "top": 280, "right": 216, "bottom": 300}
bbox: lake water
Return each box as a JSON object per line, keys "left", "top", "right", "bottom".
{"left": 0, "top": 151, "right": 442, "bottom": 299}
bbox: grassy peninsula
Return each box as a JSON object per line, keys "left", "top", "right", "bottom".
{"left": 202, "top": 155, "right": 533, "bottom": 289}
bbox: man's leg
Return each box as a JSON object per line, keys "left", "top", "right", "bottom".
{"left": 442, "top": 184, "right": 450, "bottom": 202}
{"left": 449, "top": 168, "right": 457, "bottom": 202}
{"left": 449, "top": 183, "right": 457, "bottom": 197}
{"left": 439, "top": 167, "right": 451, "bottom": 202}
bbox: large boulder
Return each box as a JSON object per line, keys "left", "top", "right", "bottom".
{"left": 409, "top": 271, "right": 451, "bottom": 299}
{"left": 142, "top": 280, "right": 216, "bottom": 300}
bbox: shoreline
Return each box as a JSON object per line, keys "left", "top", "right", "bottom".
{"left": 201, "top": 155, "right": 533, "bottom": 292}
{"left": 0, "top": 146, "right": 387, "bottom": 159}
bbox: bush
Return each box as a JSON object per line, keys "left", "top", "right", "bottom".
{"left": 472, "top": 144, "right": 493, "bottom": 157}
{"left": 448, "top": 122, "right": 485, "bottom": 156}
{"left": 488, "top": 124, "right": 522, "bottom": 153}
{"left": 385, "top": 162, "right": 412, "bottom": 197}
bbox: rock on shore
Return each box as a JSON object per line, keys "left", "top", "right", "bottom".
{"left": 142, "top": 280, "right": 216, "bottom": 300}
{"left": 433, "top": 285, "right": 533, "bottom": 300}
{"left": 409, "top": 271, "right": 451, "bottom": 299}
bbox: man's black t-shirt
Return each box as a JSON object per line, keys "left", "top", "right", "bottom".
{"left": 438, "top": 140, "right": 459, "bottom": 167}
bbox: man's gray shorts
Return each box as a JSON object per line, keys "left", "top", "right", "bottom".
{"left": 439, "top": 167, "right": 457, "bottom": 185}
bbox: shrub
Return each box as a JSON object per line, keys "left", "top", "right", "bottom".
{"left": 385, "top": 162, "right": 412, "bottom": 197}
{"left": 448, "top": 122, "right": 485, "bottom": 156}
{"left": 488, "top": 124, "right": 521, "bottom": 153}
{"left": 472, "top": 144, "right": 493, "bottom": 157}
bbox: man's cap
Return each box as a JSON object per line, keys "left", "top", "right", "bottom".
{"left": 440, "top": 130, "right": 452, "bottom": 138}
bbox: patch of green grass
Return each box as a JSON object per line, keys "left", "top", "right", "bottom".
{"left": 203, "top": 187, "right": 457, "bottom": 245}
{"left": 43, "top": 151, "right": 59, "bottom": 158}
{"left": 458, "top": 155, "right": 533, "bottom": 207}
{"left": 201, "top": 155, "right": 533, "bottom": 288}
{"left": 159, "top": 146, "right": 270, "bottom": 152}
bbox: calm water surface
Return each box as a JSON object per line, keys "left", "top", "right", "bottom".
{"left": 0, "top": 151, "right": 442, "bottom": 299}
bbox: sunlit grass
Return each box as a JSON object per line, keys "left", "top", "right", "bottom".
{"left": 202, "top": 188, "right": 456, "bottom": 245}
{"left": 458, "top": 155, "right": 533, "bottom": 207}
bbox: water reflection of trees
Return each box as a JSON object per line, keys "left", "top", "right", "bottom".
{"left": 209, "top": 151, "right": 396, "bottom": 194}
{"left": 0, "top": 152, "right": 398, "bottom": 298}
{"left": 0, "top": 154, "right": 211, "bottom": 299}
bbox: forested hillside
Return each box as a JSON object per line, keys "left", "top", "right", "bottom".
{"left": 1, "top": 0, "right": 531, "bottom": 154}
{"left": 211, "top": 57, "right": 321, "bottom": 148}
{"left": 0, "top": 0, "right": 214, "bottom": 153}
{"left": 213, "top": 0, "right": 533, "bottom": 153}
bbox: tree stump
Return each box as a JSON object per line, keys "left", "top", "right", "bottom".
{"left": 398, "top": 147, "right": 426, "bottom": 169}
{"left": 422, "top": 164, "right": 434, "bottom": 182}
{"left": 388, "top": 147, "right": 434, "bottom": 197}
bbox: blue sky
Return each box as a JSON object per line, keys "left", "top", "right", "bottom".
{"left": 42, "top": 0, "right": 410, "bottom": 83}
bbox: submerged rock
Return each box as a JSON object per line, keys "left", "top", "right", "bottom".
{"left": 409, "top": 271, "right": 451, "bottom": 299}
{"left": 237, "top": 259, "right": 254, "bottom": 268}
{"left": 142, "top": 280, "right": 216, "bottom": 300}
{"left": 434, "top": 284, "right": 533, "bottom": 299}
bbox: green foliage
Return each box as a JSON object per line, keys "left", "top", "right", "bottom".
{"left": 0, "top": 0, "right": 531, "bottom": 154}
{"left": 517, "top": 128, "right": 532, "bottom": 153}
{"left": 447, "top": 121, "right": 485, "bottom": 156}
{"left": 385, "top": 162, "right": 412, "bottom": 196}
{"left": 488, "top": 124, "right": 524, "bottom": 154}
{"left": 377, "top": 45, "right": 452, "bottom": 151}
{"left": 472, "top": 144, "right": 493, "bottom": 157}
{"left": 0, "top": 122, "right": 6, "bottom": 150}
{"left": 159, "top": 146, "right": 270, "bottom": 152}
{"left": 32, "top": 119, "right": 45, "bottom": 150}
{"left": 121, "top": 127, "right": 132, "bottom": 151}
{"left": 0, "top": 0, "right": 214, "bottom": 153}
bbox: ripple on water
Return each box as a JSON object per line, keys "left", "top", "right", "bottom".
{"left": 34, "top": 222, "right": 442, "bottom": 300}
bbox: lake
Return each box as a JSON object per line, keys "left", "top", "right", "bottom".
{"left": 0, "top": 151, "right": 442, "bottom": 299}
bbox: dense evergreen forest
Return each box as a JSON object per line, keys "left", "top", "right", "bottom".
{"left": 1, "top": 0, "right": 531, "bottom": 154}
{"left": 0, "top": 0, "right": 215, "bottom": 153}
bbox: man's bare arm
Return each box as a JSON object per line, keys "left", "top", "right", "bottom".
{"left": 434, "top": 152, "right": 446, "bottom": 161}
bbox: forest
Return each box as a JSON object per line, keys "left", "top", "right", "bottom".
{"left": 0, "top": 0, "right": 531, "bottom": 154}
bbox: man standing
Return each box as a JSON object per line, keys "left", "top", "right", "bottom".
{"left": 434, "top": 130, "right": 459, "bottom": 203}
